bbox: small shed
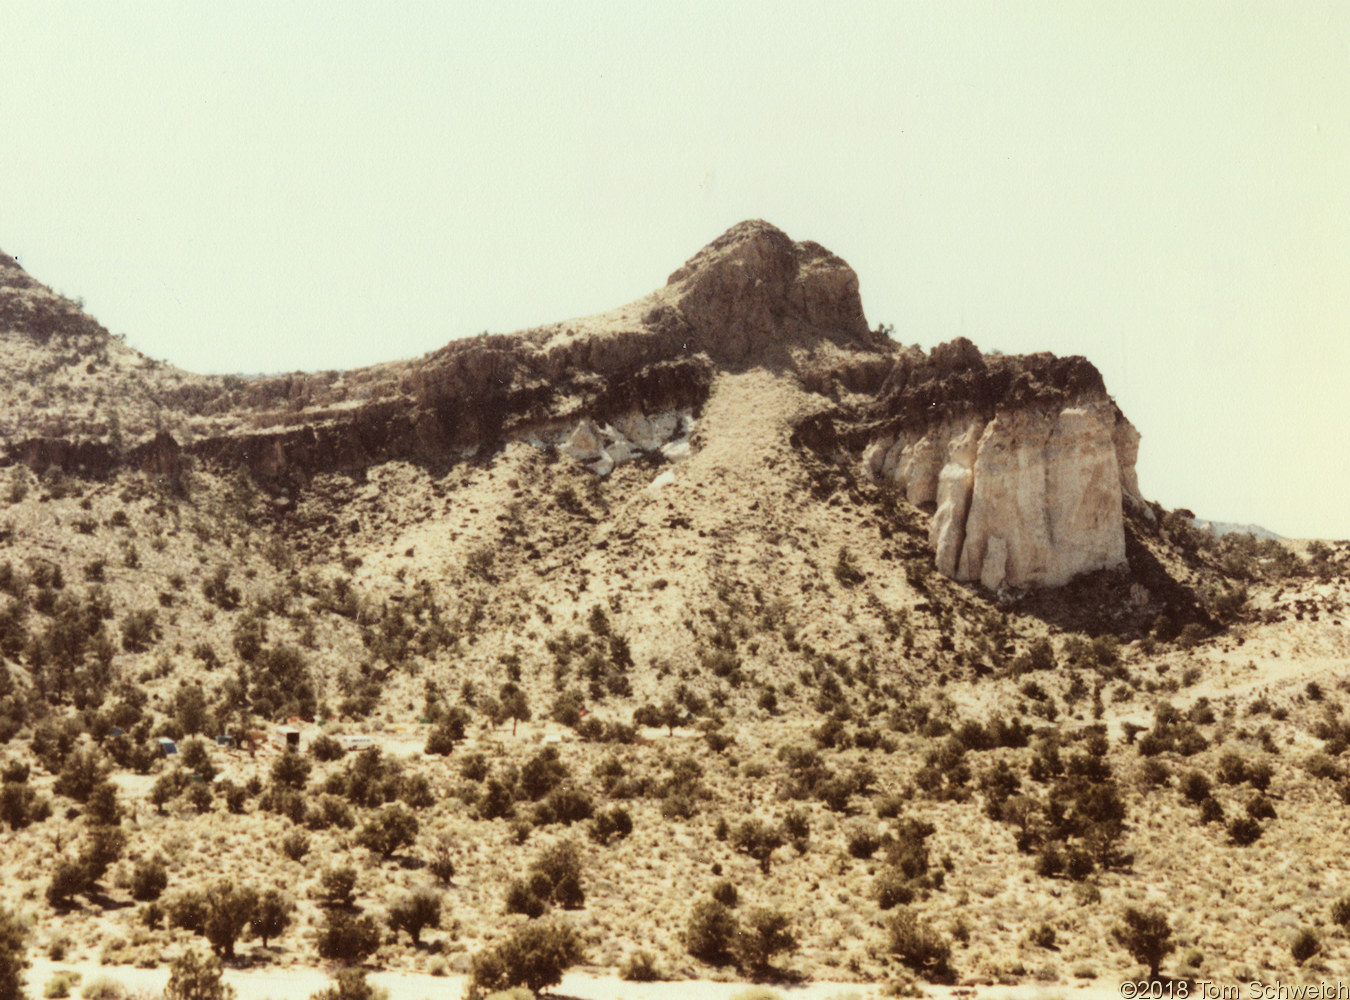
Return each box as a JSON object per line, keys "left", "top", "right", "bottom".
{"left": 274, "top": 728, "right": 301, "bottom": 750}
{"left": 214, "top": 734, "right": 237, "bottom": 749}
{"left": 157, "top": 739, "right": 178, "bottom": 756}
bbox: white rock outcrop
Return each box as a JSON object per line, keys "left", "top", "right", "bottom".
{"left": 560, "top": 410, "right": 694, "bottom": 475}
{"left": 865, "top": 400, "right": 1139, "bottom": 589}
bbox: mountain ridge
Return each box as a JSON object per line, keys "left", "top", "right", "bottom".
{"left": 2, "top": 221, "right": 1144, "bottom": 593}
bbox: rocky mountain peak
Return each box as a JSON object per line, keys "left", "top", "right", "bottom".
{"left": 663, "top": 219, "right": 875, "bottom": 362}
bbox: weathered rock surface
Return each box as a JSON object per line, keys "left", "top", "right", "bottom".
{"left": 2, "top": 226, "right": 1149, "bottom": 591}
{"left": 558, "top": 411, "right": 693, "bottom": 475}
{"left": 3, "top": 220, "right": 884, "bottom": 488}
{"left": 861, "top": 339, "right": 1139, "bottom": 588}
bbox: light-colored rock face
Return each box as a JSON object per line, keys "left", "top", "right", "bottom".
{"left": 867, "top": 401, "right": 1139, "bottom": 589}
{"left": 559, "top": 410, "right": 694, "bottom": 475}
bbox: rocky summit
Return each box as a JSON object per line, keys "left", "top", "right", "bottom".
{"left": 0, "top": 223, "right": 1347, "bottom": 993}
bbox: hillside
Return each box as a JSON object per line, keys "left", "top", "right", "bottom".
{"left": 0, "top": 223, "right": 1349, "bottom": 998}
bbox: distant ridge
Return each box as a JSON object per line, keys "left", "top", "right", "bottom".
{"left": 1193, "top": 518, "right": 1283, "bottom": 542}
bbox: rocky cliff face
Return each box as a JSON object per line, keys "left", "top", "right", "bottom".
{"left": 859, "top": 338, "right": 1142, "bottom": 588}
{"left": 2, "top": 224, "right": 1147, "bottom": 590}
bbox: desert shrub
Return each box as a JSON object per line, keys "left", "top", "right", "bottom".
{"left": 1011, "top": 638, "right": 1056, "bottom": 675}
{"left": 308, "top": 969, "right": 386, "bottom": 1000}
{"left": 528, "top": 840, "right": 585, "bottom": 909}
{"left": 519, "top": 747, "right": 569, "bottom": 800}
{"left": 120, "top": 609, "right": 159, "bottom": 652}
{"left": 587, "top": 806, "right": 632, "bottom": 845}
{"left": 163, "top": 950, "right": 234, "bottom": 1000}
{"left": 735, "top": 908, "right": 796, "bottom": 972}
{"left": 478, "top": 778, "right": 515, "bottom": 820}
{"left": 1036, "top": 843, "right": 1064, "bottom": 878}
{"left": 425, "top": 834, "right": 456, "bottom": 884}
{"left": 184, "top": 782, "right": 213, "bottom": 815}
{"left": 215, "top": 780, "right": 246, "bottom": 815}
{"left": 316, "top": 912, "right": 381, "bottom": 965}
{"left": 886, "top": 817, "right": 935, "bottom": 880}
{"left": 0, "top": 778, "right": 52, "bottom": 830}
{"left": 619, "top": 949, "right": 662, "bottom": 982}
{"left": 1303, "top": 752, "right": 1342, "bottom": 782}
{"left": 1227, "top": 816, "right": 1263, "bottom": 846}
{"left": 167, "top": 890, "right": 209, "bottom": 934}
{"left": 1245, "top": 794, "right": 1277, "bottom": 821}
{"left": 1199, "top": 797, "right": 1225, "bottom": 824}
{"left": 845, "top": 825, "right": 882, "bottom": 859}
{"left": 1064, "top": 846, "right": 1095, "bottom": 881}
{"left": 505, "top": 879, "right": 547, "bottom": 918}
{"left": 318, "top": 867, "right": 358, "bottom": 908}
{"left": 460, "top": 753, "right": 489, "bottom": 782}
{"left": 816, "top": 775, "right": 855, "bottom": 812}
{"left": 281, "top": 829, "right": 311, "bottom": 862}
{"left": 1137, "top": 758, "right": 1170, "bottom": 788}
{"left": 199, "top": 882, "right": 259, "bottom": 959}
{"left": 709, "top": 878, "right": 739, "bottom": 907}
{"left": 467, "top": 920, "right": 583, "bottom": 999}
{"left": 46, "top": 859, "right": 89, "bottom": 907}
{"left": 80, "top": 975, "right": 127, "bottom": 1000}
{"left": 886, "top": 907, "right": 953, "bottom": 981}
{"left": 731, "top": 817, "right": 785, "bottom": 873}
{"left": 0, "top": 905, "right": 25, "bottom": 1000}
{"left": 1113, "top": 907, "right": 1173, "bottom": 979}
{"left": 201, "top": 567, "right": 241, "bottom": 611}
{"left": 424, "top": 708, "right": 470, "bottom": 756}
{"left": 1018, "top": 922, "right": 1054, "bottom": 951}
{"left": 1179, "top": 771, "right": 1210, "bottom": 804}
{"left": 659, "top": 793, "right": 699, "bottom": 820}
{"left": 82, "top": 827, "right": 128, "bottom": 881}
{"left": 306, "top": 794, "right": 356, "bottom": 832}
{"left": 356, "top": 804, "right": 419, "bottom": 859}
{"left": 1137, "top": 718, "right": 1208, "bottom": 758}
{"left": 310, "top": 734, "right": 346, "bottom": 762}
{"left": 1216, "top": 751, "right": 1249, "bottom": 785}
{"left": 537, "top": 786, "right": 593, "bottom": 826}
{"left": 685, "top": 899, "right": 739, "bottom": 965}
{"left": 270, "top": 749, "right": 312, "bottom": 791}
{"left": 386, "top": 889, "right": 440, "bottom": 945}
{"left": 44, "top": 970, "right": 81, "bottom": 998}
{"left": 131, "top": 858, "right": 168, "bottom": 901}
{"left": 872, "top": 867, "right": 916, "bottom": 910}
{"left": 54, "top": 748, "right": 108, "bottom": 803}
{"left": 252, "top": 889, "right": 293, "bottom": 947}
{"left": 1246, "top": 760, "right": 1274, "bottom": 791}
{"left": 0, "top": 906, "right": 27, "bottom": 1000}
{"left": 149, "top": 771, "right": 187, "bottom": 815}
{"left": 495, "top": 682, "right": 531, "bottom": 735}
{"left": 978, "top": 759, "right": 1022, "bottom": 819}
{"left": 832, "top": 547, "right": 865, "bottom": 586}
{"left": 1330, "top": 895, "right": 1350, "bottom": 929}
{"left": 1176, "top": 623, "right": 1209, "bottom": 648}
{"left": 248, "top": 643, "right": 317, "bottom": 721}
{"left": 875, "top": 793, "right": 906, "bottom": 819}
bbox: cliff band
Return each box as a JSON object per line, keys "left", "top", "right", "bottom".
{"left": 0, "top": 221, "right": 1144, "bottom": 590}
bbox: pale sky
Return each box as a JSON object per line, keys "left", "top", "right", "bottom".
{"left": 2, "top": 2, "right": 1347, "bottom": 538}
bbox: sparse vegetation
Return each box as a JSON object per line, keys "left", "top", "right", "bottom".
{"left": 1114, "top": 907, "right": 1173, "bottom": 979}
{"left": 0, "top": 264, "right": 1342, "bottom": 989}
{"left": 468, "top": 920, "right": 583, "bottom": 998}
